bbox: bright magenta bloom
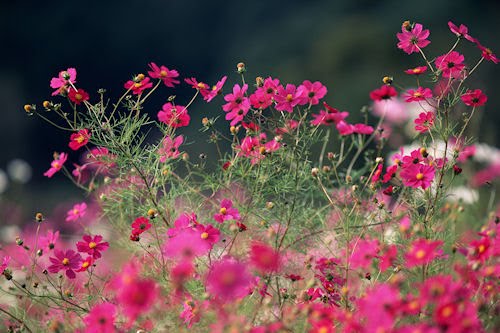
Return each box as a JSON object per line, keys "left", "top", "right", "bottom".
{"left": 250, "top": 77, "right": 280, "bottom": 109}
{"left": 297, "top": 80, "right": 327, "bottom": 105}
{"left": 66, "top": 202, "right": 87, "bottom": 222}
{"left": 196, "top": 224, "right": 220, "bottom": 247}
{"left": 404, "top": 87, "right": 432, "bottom": 102}
{"left": 404, "top": 66, "right": 427, "bottom": 75}
{"left": 448, "top": 21, "right": 475, "bottom": 42}
{"left": 369, "top": 85, "right": 397, "bottom": 101}
{"left": 185, "top": 77, "right": 209, "bottom": 91}
{"left": 76, "top": 234, "right": 109, "bottom": 259}
{"left": 405, "top": 238, "right": 443, "bottom": 267}
{"left": 348, "top": 238, "right": 380, "bottom": 269}
{"left": 157, "top": 103, "right": 190, "bottom": 128}
{"left": 225, "top": 105, "right": 249, "bottom": 126}
{"left": 43, "top": 152, "right": 67, "bottom": 178}
{"left": 83, "top": 302, "right": 116, "bottom": 333}
{"left": 124, "top": 76, "right": 153, "bottom": 95}
{"left": 461, "top": 89, "right": 487, "bottom": 107}
{"left": 68, "top": 129, "right": 91, "bottom": 151}
{"left": 274, "top": 84, "right": 303, "bottom": 112}
{"left": 352, "top": 123, "right": 374, "bottom": 135}
{"left": 213, "top": 199, "right": 240, "bottom": 223}
{"left": 164, "top": 229, "right": 210, "bottom": 259}
{"left": 435, "top": 51, "right": 465, "bottom": 78}
{"left": 203, "top": 76, "right": 227, "bottom": 102}
{"left": 396, "top": 22, "right": 430, "bottom": 54}
{"left": 158, "top": 135, "right": 183, "bottom": 162}
{"left": 48, "top": 249, "right": 82, "bottom": 279}
{"left": 68, "top": 88, "right": 89, "bottom": 105}
{"left": 148, "top": 62, "right": 180, "bottom": 87}
{"left": 131, "top": 216, "right": 152, "bottom": 236}
{"left": 50, "top": 67, "right": 77, "bottom": 96}
{"left": 206, "top": 258, "right": 253, "bottom": 301}
{"left": 310, "top": 107, "right": 349, "bottom": 126}
{"left": 249, "top": 241, "right": 281, "bottom": 274}
{"left": 475, "top": 41, "right": 499, "bottom": 64}
{"left": 76, "top": 256, "right": 93, "bottom": 272}
{"left": 400, "top": 163, "right": 435, "bottom": 189}
{"left": 414, "top": 112, "right": 435, "bottom": 133}
{"left": 0, "top": 256, "right": 10, "bottom": 275}
{"left": 39, "top": 230, "right": 59, "bottom": 251}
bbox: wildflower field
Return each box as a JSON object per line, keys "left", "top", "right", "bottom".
{"left": 1, "top": 21, "right": 499, "bottom": 332}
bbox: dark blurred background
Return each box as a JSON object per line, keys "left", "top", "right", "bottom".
{"left": 1, "top": 0, "right": 500, "bottom": 223}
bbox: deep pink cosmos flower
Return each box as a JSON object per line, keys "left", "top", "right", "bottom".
{"left": 274, "top": 84, "right": 303, "bottom": 112}
{"left": 448, "top": 21, "right": 475, "bottom": 42}
{"left": 213, "top": 199, "right": 240, "bottom": 223}
{"left": 206, "top": 258, "right": 254, "bottom": 301}
{"left": 336, "top": 120, "right": 354, "bottom": 136}
{"left": 203, "top": 76, "right": 227, "bottom": 102}
{"left": 348, "top": 238, "right": 380, "bottom": 269}
{"left": 131, "top": 216, "right": 152, "bottom": 236}
{"left": 124, "top": 76, "right": 153, "bottom": 95}
{"left": 297, "top": 80, "right": 327, "bottom": 105}
{"left": 83, "top": 302, "right": 116, "bottom": 333}
{"left": 196, "top": 224, "right": 220, "bottom": 248}
{"left": 68, "top": 88, "right": 89, "bottom": 105}
{"left": 461, "top": 89, "right": 487, "bottom": 107}
{"left": 68, "top": 129, "right": 91, "bottom": 151}
{"left": 148, "top": 62, "right": 180, "bottom": 87}
{"left": 39, "top": 230, "right": 59, "bottom": 251}
{"left": 310, "top": 107, "right": 349, "bottom": 126}
{"left": 404, "top": 66, "right": 428, "bottom": 75}
{"left": 66, "top": 202, "right": 87, "bottom": 222}
{"left": 76, "top": 256, "right": 93, "bottom": 272}
{"left": 414, "top": 112, "right": 435, "bottom": 133}
{"left": 185, "top": 77, "right": 210, "bottom": 92}
{"left": 50, "top": 67, "right": 77, "bottom": 96}
{"left": 48, "top": 249, "right": 82, "bottom": 279}
{"left": 43, "top": 152, "right": 68, "bottom": 178}
{"left": 405, "top": 238, "right": 443, "bottom": 268}
{"left": 164, "top": 229, "right": 210, "bottom": 260}
{"left": 352, "top": 123, "right": 374, "bottom": 135}
{"left": 157, "top": 102, "right": 190, "bottom": 128}
{"left": 475, "top": 41, "right": 499, "bottom": 64}
{"left": 369, "top": 85, "right": 397, "bottom": 101}
{"left": 76, "top": 234, "right": 109, "bottom": 259}
{"left": 249, "top": 242, "right": 281, "bottom": 274}
{"left": 222, "top": 83, "right": 250, "bottom": 114}
{"left": 225, "top": 106, "right": 249, "bottom": 126}
{"left": 404, "top": 87, "right": 433, "bottom": 102}
{"left": 158, "top": 135, "right": 183, "bottom": 162}
{"left": 435, "top": 51, "right": 465, "bottom": 78}
{"left": 400, "top": 163, "right": 436, "bottom": 189}
{"left": 250, "top": 77, "right": 280, "bottom": 110}
{"left": 396, "top": 22, "right": 431, "bottom": 54}
{"left": 0, "top": 256, "right": 10, "bottom": 275}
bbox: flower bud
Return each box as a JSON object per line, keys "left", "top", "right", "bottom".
{"left": 382, "top": 76, "right": 393, "bottom": 85}
{"left": 24, "top": 104, "right": 35, "bottom": 114}
{"left": 266, "top": 201, "right": 274, "bottom": 209}
{"left": 147, "top": 209, "right": 157, "bottom": 219}
{"left": 202, "top": 117, "right": 210, "bottom": 126}
{"left": 135, "top": 73, "right": 145, "bottom": 82}
{"left": 311, "top": 167, "right": 320, "bottom": 177}
{"left": 35, "top": 212, "right": 44, "bottom": 222}
{"left": 375, "top": 157, "right": 384, "bottom": 164}
{"left": 237, "top": 62, "right": 246, "bottom": 73}
{"left": 255, "top": 76, "right": 264, "bottom": 87}
{"left": 327, "top": 152, "right": 335, "bottom": 160}
{"left": 42, "top": 101, "right": 52, "bottom": 109}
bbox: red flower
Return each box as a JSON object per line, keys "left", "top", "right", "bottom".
{"left": 396, "top": 22, "right": 431, "bottom": 54}
{"left": 148, "top": 62, "right": 180, "bottom": 87}
{"left": 131, "top": 216, "right": 152, "bottom": 236}
{"left": 414, "top": 112, "right": 435, "bottom": 133}
{"left": 405, "top": 238, "right": 443, "bottom": 267}
{"left": 369, "top": 85, "right": 397, "bottom": 101}
{"left": 461, "top": 89, "right": 487, "bottom": 107}
{"left": 448, "top": 21, "right": 475, "bottom": 42}
{"left": 297, "top": 80, "right": 327, "bottom": 105}
{"left": 68, "top": 129, "right": 91, "bottom": 150}
{"left": 68, "top": 88, "right": 89, "bottom": 104}
{"left": 400, "top": 163, "right": 435, "bottom": 189}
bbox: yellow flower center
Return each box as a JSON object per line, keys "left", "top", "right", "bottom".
{"left": 413, "top": 92, "right": 422, "bottom": 98}
{"left": 53, "top": 162, "right": 60, "bottom": 169}
{"left": 76, "top": 135, "right": 85, "bottom": 144}
{"left": 318, "top": 327, "right": 329, "bottom": 333}
{"left": 286, "top": 94, "right": 293, "bottom": 102}
{"left": 89, "top": 242, "right": 97, "bottom": 249}
{"left": 219, "top": 207, "right": 227, "bottom": 215}
{"left": 62, "top": 258, "right": 70, "bottom": 265}
{"left": 200, "top": 232, "right": 209, "bottom": 239}
{"left": 416, "top": 173, "right": 424, "bottom": 180}
{"left": 160, "top": 70, "right": 168, "bottom": 77}
{"left": 134, "top": 82, "right": 142, "bottom": 88}
{"left": 75, "top": 93, "right": 82, "bottom": 100}
{"left": 221, "top": 271, "right": 236, "bottom": 285}
{"left": 415, "top": 249, "right": 426, "bottom": 259}
{"left": 73, "top": 209, "right": 79, "bottom": 215}
{"left": 82, "top": 261, "right": 90, "bottom": 268}
{"left": 440, "top": 305, "right": 454, "bottom": 318}
{"left": 197, "top": 82, "right": 206, "bottom": 89}
{"left": 412, "top": 68, "right": 422, "bottom": 73}
{"left": 478, "top": 244, "right": 486, "bottom": 253}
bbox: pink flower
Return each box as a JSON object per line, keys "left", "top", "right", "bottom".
{"left": 274, "top": 84, "right": 303, "bottom": 112}
{"left": 76, "top": 234, "right": 109, "bottom": 259}
{"left": 164, "top": 230, "right": 210, "bottom": 259}
{"left": 357, "top": 284, "right": 401, "bottom": 332}
{"left": 405, "top": 238, "right": 443, "bottom": 267}
{"left": 39, "top": 230, "right": 59, "bottom": 251}
{"left": 48, "top": 249, "right": 82, "bottom": 279}
{"left": 66, "top": 202, "right": 87, "bottom": 222}
{"left": 185, "top": 77, "right": 209, "bottom": 91}
{"left": 352, "top": 123, "right": 374, "bottom": 135}
{"left": 76, "top": 256, "right": 93, "bottom": 272}
{"left": 180, "top": 299, "right": 203, "bottom": 328}
{"left": 249, "top": 242, "right": 281, "bottom": 274}
{"left": 435, "top": 51, "right": 465, "bottom": 78}
{"left": 124, "top": 76, "right": 153, "bottom": 95}
{"left": 50, "top": 68, "right": 77, "bottom": 96}
{"left": 336, "top": 120, "right": 354, "bottom": 136}
{"left": 404, "top": 66, "right": 428, "bottom": 75}
{"left": 131, "top": 216, "right": 152, "bottom": 236}
{"left": 400, "top": 163, "right": 435, "bottom": 189}
{"left": 0, "top": 256, "right": 10, "bottom": 274}
{"left": 147, "top": 62, "right": 180, "bottom": 87}
{"left": 213, "top": 199, "right": 240, "bottom": 223}
{"left": 83, "top": 302, "right": 116, "bottom": 333}
{"left": 448, "top": 21, "right": 475, "bottom": 42}
{"left": 310, "top": 107, "right": 349, "bottom": 126}
{"left": 414, "top": 111, "right": 435, "bottom": 133}
{"left": 404, "top": 87, "right": 432, "bottom": 102}
{"left": 297, "top": 80, "right": 327, "bottom": 105}
{"left": 225, "top": 105, "right": 249, "bottom": 126}
{"left": 222, "top": 84, "right": 250, "bottom": 115}
{"left": 250, "top": 77, "right": 280, "bottom": 109}
{"left": 475, "top": 41, "right": 499, "bottom": 64}
{"left": 158, "top": 135, "right": 183, "bottom": 162}
{"left": 157, "top": 102, "right": 190, "bottom": 128}
{"left": 396, "top": 22, "right": 431, "bottom": 54}
{"left": 206, "top": 258, "right": 254, "bottom": 301}
{"left": 203, "top": 76, "right": 227, "bottom": 102}
{"left": 43, "top": 152, "right": 68, "bottom": 178}
{"left": 68, "top": 129, "right": 91, "bottom": 151}
{"left": 348, "top": 238, "right": 380, "bottom": 269}
{"left": 461, "top": 89, "right": 487, "bottom": 107}
{"left": 68, "top": 88, "right": 89, "bottom": 105}
{"left": 369, "top": 85, "right": 397, "bottom": 101}
{"left": 196, "top": 224, "right": 220, "bottom": 247}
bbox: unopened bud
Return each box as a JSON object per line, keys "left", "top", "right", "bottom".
{"left": 237, "top": 62, "right": 246, "bottom": 73}
{"left": 202, "top": 117, "right": 210, "bottom": 126}
{"left": 255, "top": 76, "right": 264, "bottom": 87}
{"left": 375, "top": 157, "right": 383, "bottom": 164}
{"left": 147, "top": 209, "right": 157, "bottom": 219}
{"left": 42, "top": 101, "right": 52, "bottom": 109}
{"left": 382, "top": 76, "right": 393, "bottom": 85}
{"left": 35, "top": 212, "right": 44, "bottom": 222}
{"left": 24, "top": 104, "right": 35, "bottom": 114}
{"left": 311, "top": 167, "right": 320, "bottom": 177}
{"left": 135, "top": 73, "right": 145, "bottom": 82}
{"left": 419, "top": 147, "right": 428, "bottom": 158}
{"left": 266, "top": 201, "right": 274, "bottom": 209}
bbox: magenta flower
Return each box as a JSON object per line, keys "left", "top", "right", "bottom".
{"left": 148, "top": 62, "right": 180, "bottom": 87}
{"left": 435, "top": 51, "right": 465, "bottom": 78}
{"left": 396, "top": 22, "right": 431, "bottom": 54}
{"left": 76, "top": 256, "right": 93, "bottom": 272}
{"left": 202, "top": 76, "right": 227, "bottom": 102}
{"left": 352, "top": 123, "right": 374, "bottom": 135}
{"left": 39, "top": 230, "right": 60, "bottom": 251}
{"left": 310, "top": 107, "right": 349, "bottom": 126}
{"left": 68, "top": 128, "right": 91, "bottom": 151}
{"left": 249, "top": 242, "right": 281, "bottom": 274}
{"left": 68, "top": 88, "right": 89, "bottom": 105}
{"left": 213, "top": 199, "right": 240, "bottom": 223}
{"left": 369, "top": 85, "right": 397, "bottom": 101}
{"left": 404, "top": 87, "right": 433, "bottom": 102}
{"left": 404, "top": 66, "right": 428, "bottom": 75}
{"left": 475, "top": 41, "right": 499, "bottom": 64}
{"left": 124, "top": 76, "right": 153, "bottom": 95}
{"left": 83, "top": 302, "right": 116, "bottom": 333}
{"left": 461, "top": 89, "right": 487, "bottom": 107}
{"left": 250, "top": 77, "right": 280, "bottom": 110}
{"left": 157, "top": 102, "right": 190, "bottom": 128}
{"left": 274, "top": 84, "right": 302, "bottom": 112}
{"left": 222, "top": 84, "right": 250, "bottom": 115}
{"left": 163, "top": 229, "right": 210, "bottom": 259}
{"left": 225, "top": 105, "right": 249, "bottom": 126}
{"left": 297, "top": 80, "right": 327, "bottom": 105}
{"left": 66, "top": 202, "right": 87, "bottom": 222}
{"left": 50, "top": 67, "right": 77, "bottom": 96}
{"left": 76, "top": 234, "right": 109, "bottom": 259}
{"left": 43, "top": 152, "right": 68, "bottom": 178}
{"left": 405, "top": 238, "right": 443, "bottom": 268}
{"left": 348, "top": 238, "right": 380, "bottom": 269}
{"left": 400, "top": 163, "right": 436, "bottom": 189}
{"left": 336, "top": 120, "right": 354, "bottom": 136}
{"left": 206, "top": 258, "right": 254, "bottom": 301}
{"left": 0, "top": 256, "right": 10, "bottom": 275}
{"left": 448, "top": 21, "right": 475, "bottom": 42}
{"left": 196, "top": 224, "right": 220, "bottom": 247}
{"left": 185, "top": 77, "right": 209, "bottom": 91}
{"left": 131, "top": 216, "right": 152, "bottom": 236}
{"left": 414, "top": 112, "right": 435, "bottom": 133}
{"left": 158, "top": 135, "right": 183, "bottom": 162}
{"left": 48, "top": 249, "right": 82, "bottom": 279}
